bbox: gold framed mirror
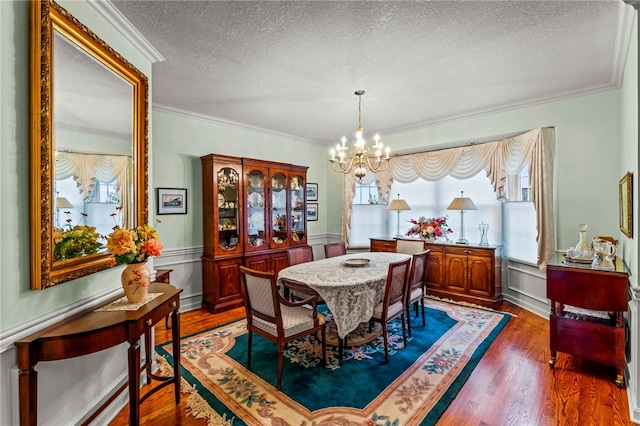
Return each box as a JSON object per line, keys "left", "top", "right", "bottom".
{"left": 30, "top": 0, "right": 148, "bottom": 289}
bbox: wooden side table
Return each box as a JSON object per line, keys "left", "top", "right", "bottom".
{"left": 15, "top": 283, "right": 182, "bottom": 425}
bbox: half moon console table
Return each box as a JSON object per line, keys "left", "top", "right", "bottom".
{"left": 15, "top": 282, "right": 182, "bottom": 426}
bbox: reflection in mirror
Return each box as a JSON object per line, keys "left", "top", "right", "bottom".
{"left": 30, "top": 0, "right": 148, "bottom": 289}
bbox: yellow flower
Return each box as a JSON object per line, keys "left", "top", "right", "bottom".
{"left": 106, "top": 228, "right": 137, "bottom": 256}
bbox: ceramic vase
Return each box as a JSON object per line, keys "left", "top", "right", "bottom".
{"left": 121, "top": 262, "right": 151, "bottom": 303}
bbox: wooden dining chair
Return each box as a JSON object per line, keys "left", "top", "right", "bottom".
{"left": 287, "top": 245, "right": 314, "bottom": 265}
{"left": 323, "top": 242, "right": 346, "bottom": 258}
{"left": 239, "top": 266, "right": 326, "bottom": 390}
{"left": 395, "top": 238, "right": 426, "bottom": 255}
{"left": 286, "top": 246, "right": 321, "bottom": 302}
{"left": 405, "top": 250, "right": 430, "bottom": 337}
{"left": 359, "top": 258, "right": 411, "bottom": 363}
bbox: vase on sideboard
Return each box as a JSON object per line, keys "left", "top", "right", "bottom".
{"left": 121, "top": 262, "right": 151, "bottom": 303}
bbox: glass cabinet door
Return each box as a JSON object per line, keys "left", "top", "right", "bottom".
{"left": 217, "top": 166, "right": 240, "bottom": 251}
{"left": 245, "top": 168, "right": 267, "bottom": 250}
{"left": 271, "top": 172, "right": 288, "bottom": 246}
{"left": 290, "top": 174, "right": 306, "bottom": 242}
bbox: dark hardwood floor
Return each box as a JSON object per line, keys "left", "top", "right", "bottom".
{"left": 109, "top": 301, "right": 634, "bottom": 425}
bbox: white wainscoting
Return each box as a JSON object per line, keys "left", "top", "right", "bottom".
{"left": 501, "top": 259, "right": 549, "bottom": 318}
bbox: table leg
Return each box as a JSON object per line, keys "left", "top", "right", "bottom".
{"left": 18, "top": 364, "right": 38, "bottom": 426}
{"left": 128, "top": 339, "right": 141, "bottom": 425}
{"left": 172, "top": 308, "right": 181, "bottom": 404}
{"left": 144, "top": 325, "right": 152, "bottom": 385}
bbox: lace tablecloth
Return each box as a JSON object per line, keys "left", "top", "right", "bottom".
{"left": 277, "top": 252, "right": 411, "bottom": 338}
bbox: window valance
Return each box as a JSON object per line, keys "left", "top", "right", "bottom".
{"left": 342, "top": 127, "right": 555, "bottom": 271}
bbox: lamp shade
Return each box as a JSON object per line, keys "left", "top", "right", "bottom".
{"left": 56, "top": 197, "right": 74, "bottom": 209}
{"left": 447, "top": 191, "right": 477, "bottom": 211}
{"left": 387, "top": 198, "right": 411, "bottom": 211}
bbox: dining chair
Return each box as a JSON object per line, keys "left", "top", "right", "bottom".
{"left": 286, "top": 246, "right": 321, "bottom": 302}
{"left": 395, "top": 238, "right": 426, "bottom": 255}
{"left": 287, "top": 245, "right": 314, "bottom": 265}
{"left": 324, "top": 242, "right": 346, "bottom": 258}
{"left": 239, "top": 266, "right": 326, "bottom": 391}
{"left": 338, "top": 257, "right": 411, "bottom": 365}
{"left": 405, "top": 250, "right": 430, "bottom": 337}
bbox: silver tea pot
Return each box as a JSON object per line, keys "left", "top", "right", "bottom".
{"left": 592, "top": 238, "right": 616, "bottom": 269}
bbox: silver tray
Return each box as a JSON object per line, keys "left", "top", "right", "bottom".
{"left": 342, "top": 258, "right": 370, "bottom": 267}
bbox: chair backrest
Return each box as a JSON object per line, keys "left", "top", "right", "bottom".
{"left": 382, "top": 258, "right": 411, "bottom": 315}
{"left": 239, "top": 266, "right": 280, "bottom": 327}
{"left": 395, "top": 238, "right": 426, "bottom": 255}
{"left": 324, "top": 242, "right": 346, "bottom": 258}
{"left": 408, "top": 249, "right": 430, "bottom": 294}
{"left": 287, "top": 245, "right": 314, "bottom": 266}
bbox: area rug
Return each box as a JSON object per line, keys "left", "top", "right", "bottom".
{"left": 156, "top": 298, "right": 510, "bottom": 425}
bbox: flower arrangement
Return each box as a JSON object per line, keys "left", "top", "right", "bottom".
{"left": 406, "top": 216, "right": 453, "bottom": 240}
{"left": 106, "top": 209, "right": 163, "bottom": 265}
{"left": 54, "top": 212, "right": 102, "bottom": 261}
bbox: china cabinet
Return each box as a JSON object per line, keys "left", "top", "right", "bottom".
{"left": 201, "top": 154, "right": 308, "bottom": 313}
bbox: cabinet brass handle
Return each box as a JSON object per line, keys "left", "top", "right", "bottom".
{"left": 170, "top": 301, "right": 177, "bottom": 308}
{"left": 464, "top": 250, "right": 471, "bottom": 254}
{"left": 146, "top": 319, "right": 152, "bottom": 326}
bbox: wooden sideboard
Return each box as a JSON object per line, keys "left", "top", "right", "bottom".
{"left": 370, "top": 238, "right": 503, "bottom": 308}
{"left": 14, "top": 283, "right": 182, "bottom": 426}
{"left": 547, "top": 253, "right": 629, "bottom": 386}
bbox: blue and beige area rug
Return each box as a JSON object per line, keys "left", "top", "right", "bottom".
{"left": 156, "top": 298, "right": 510, "bottom": 426}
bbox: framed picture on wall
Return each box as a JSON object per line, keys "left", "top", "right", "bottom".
{"left": 306, "top": 183, "right": 318, "bottom": 201}
{"left": 157, "top": 188, "right": 187, "bottom": 215}
{"left": 619, "top": 172, "right": 633, "bottom": 238}
{"left": 307, "top": 203, "right": 318, "bottom": 221}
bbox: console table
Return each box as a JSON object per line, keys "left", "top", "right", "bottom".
{"left": 15, "top": 282, "right": 182, "bottom": 425}
{"left": 547, "top": 253, "right": 629, "bottom": 386}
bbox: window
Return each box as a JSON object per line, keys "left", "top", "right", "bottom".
{"left": 354, "top": 182, "right": 380, "bottom": 205}
{"left": 389, "top": 173, "right": 502, "bottom": 245}
{"left": 349, "top": 171, "right": 503, "bottom": 247}
{"left": 503, "top": 201, "right": 538, "bottom": 264}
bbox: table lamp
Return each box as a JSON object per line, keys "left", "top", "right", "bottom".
{"left": 387, "top": 194, "right": 411, "bottom": 238}
{"left": 55, "top": 195, "right": 74, "bottom": 227}
{"left": 447, "top": 191, "right": 477, "bottom": 244}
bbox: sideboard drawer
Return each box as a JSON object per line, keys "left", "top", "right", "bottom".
{"left": 370, "top": 238, "right": 397, "bottom": 253}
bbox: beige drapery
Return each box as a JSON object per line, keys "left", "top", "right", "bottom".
{"left": 341, "top": 127, "right": 556, "bottom": 271}
{"left": 56, "top": 152, "right": 132, "bottom": 224}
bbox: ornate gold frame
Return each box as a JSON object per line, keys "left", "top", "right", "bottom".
{"left": 619, "top": 171, "right": 633, "bottom": 238}
{"left": 30, "top": 0, "right": 148, "bottom": 289}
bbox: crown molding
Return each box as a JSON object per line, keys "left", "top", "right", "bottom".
{"left": 152, "top": 104, "right": 324, "bottom": 146}
{"left": 88, "top": 0, "right": 165, "bottom": 63}
{"left": 623, "top": 0, "right": 640, "bottom": 11}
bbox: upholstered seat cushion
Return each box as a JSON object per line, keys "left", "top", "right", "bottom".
{"left": 254, "top": 309, "right": 325, "bottom": 337}
{"left": 372, "top": 301, "right": 403, "bottom": 320}
{"left": 407, "top": 287, "right": 423, "bottom": 304}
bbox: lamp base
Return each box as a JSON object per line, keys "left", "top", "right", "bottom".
{"left": 456, "top": 239, "right": 469, "bottom": 244}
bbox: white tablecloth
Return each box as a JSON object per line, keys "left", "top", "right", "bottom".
{"left": 277, "top": 252, "right": 411, "bottom": 338}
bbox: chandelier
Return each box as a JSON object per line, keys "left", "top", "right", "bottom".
{"left": 329, "top": 90, "right": 390, "bottom": 181}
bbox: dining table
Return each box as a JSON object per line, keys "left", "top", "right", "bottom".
{"left": 277, "top": 251, "right": 411, "bottom": 339}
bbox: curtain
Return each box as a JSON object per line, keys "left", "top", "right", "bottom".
{"left": 342, "top": 127, "right": 556, "bottom": 271}
{"left": 56, "top": 152, "right": 133, "bottom": 225}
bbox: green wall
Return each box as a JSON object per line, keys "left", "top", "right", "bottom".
{"left": 151, "top": 109, "right": 331, "bottom": 250}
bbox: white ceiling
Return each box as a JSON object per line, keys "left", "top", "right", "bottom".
{"left": 110, "top": 0, "right": 635, "bottom": 146}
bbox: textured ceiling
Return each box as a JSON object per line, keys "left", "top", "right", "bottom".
{"left": 110, "top": 0, "right": 633, "bottom": 146}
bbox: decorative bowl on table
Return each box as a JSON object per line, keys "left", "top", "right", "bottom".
{"left": 342, "top": 258, "right": 370, "bottom": 267}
